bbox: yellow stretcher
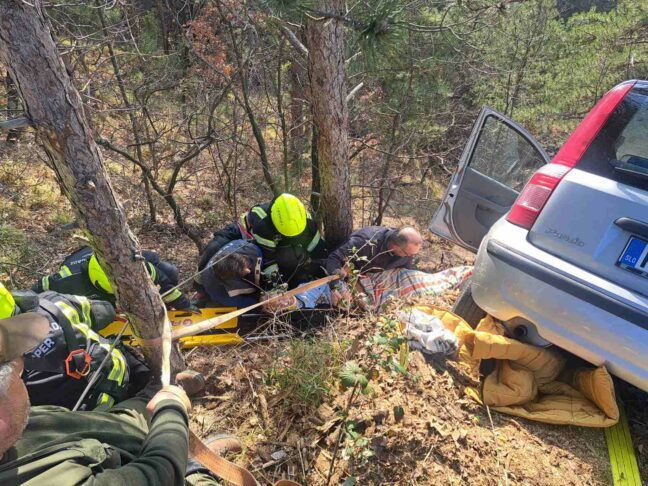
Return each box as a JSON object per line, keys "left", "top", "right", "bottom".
{"left": 99, "top": 308, "right": 246, "bottom": 348}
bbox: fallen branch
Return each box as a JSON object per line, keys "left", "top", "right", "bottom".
{"left": 0, "top": 117, "right": 30, "bottom": 130}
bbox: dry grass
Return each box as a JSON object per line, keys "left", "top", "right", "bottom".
{"left": 186, "top": 291, "right": 611, "bottom": 485}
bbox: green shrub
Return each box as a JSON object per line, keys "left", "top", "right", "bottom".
{"left": 264, "top": 338, "right": 347, "bottom": 409}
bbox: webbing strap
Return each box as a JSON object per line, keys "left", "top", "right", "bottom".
{"left": 189, "top": 431, "right": 300, "bottom": 486}
{"left": 605, "top": 403, "right": 641, "bottom": 486}
{"left": 170, "top": 275, "right": 338, "bottom": 340}
{"left": 189, "top": 431, "right": 258, "bottom": 486}
{"left": 254, "top": 258, "right": 261, "bottom": 287}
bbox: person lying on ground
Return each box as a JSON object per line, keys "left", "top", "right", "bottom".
{"left": 32, "top": 245, "right": 194, "bottom": 311}
{"left": 195, "top": 193, "right": 329, "bottom": 293}
{"left": 325, "top": 226, "right": 472, "bottom": 310}
{"left": 198, "top": 239, "right": 333, "bottom": 312}
{"left": 0, "top": 312, "right": 218, "bottom": 486}
{"left": 324, "top": 226, "right": 423, "bottom": 306}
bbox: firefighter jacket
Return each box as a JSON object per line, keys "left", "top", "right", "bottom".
{"left": 32, "top": 246, "right": 191, "bottom": 309}
{"left": 199, "top": 240, "right": 274, "bottom": 307}
{"left": 16, "top": 290, "right": 129, "bottom": 411}
{"left": 238, "top": 202, "right": 329, "bottom": 285}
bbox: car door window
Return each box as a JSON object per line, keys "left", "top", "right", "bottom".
{"left": 469, "top": 115, "right": 547, "bottom": 192}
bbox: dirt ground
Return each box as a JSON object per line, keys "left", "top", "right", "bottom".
{"left": 184, "top": 287, "right": 613, "bottom": 485}
{"left": 178, "top": 239, "right": 614, "bottom": 486}
{"left": 1, "top": 144, "right": 641, "bottom": 485}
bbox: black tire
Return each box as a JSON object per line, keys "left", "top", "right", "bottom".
{"left": 452, "top": 278, "right": 486, "bottom": 328}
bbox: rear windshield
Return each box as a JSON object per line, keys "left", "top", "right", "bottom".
{"left": 578, "top": 83, "right": 648, "bottom": 192}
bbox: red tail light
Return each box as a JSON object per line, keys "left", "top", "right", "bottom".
{"left": 507, "top": 81, "right": 636, "bottom": 230}
{"left": 507, "top": 164, "right": 571, "bottom": 228}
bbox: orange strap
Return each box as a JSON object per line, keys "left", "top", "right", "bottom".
{"left": 189, "top": 431, "right": 300, "bottom": 486}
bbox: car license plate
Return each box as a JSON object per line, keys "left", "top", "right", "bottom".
{"left": 618, "top": 236, "right": 648, "bottom": 278}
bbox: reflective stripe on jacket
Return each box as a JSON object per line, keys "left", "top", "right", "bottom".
{"left": 21, "top": 291, "right": 127, "bottom": 411}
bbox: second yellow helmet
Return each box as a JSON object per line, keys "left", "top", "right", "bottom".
{"left": 0, "top": 282, "right": 16, "bottom": 319}
{"left": 88, "top": 254, "right": 114, "bottom": 294}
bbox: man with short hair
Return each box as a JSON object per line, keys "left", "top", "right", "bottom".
{"left": 199, "top": 240, "right": 331, "bottom": 312}
{"left": 326, "top": 226, "right": 471, "bottom": 309}
{"left": 325, "top": 226, "right": 423, "bottom": 277}
{"left": 198, "top": 240, "right": 268, "bottom": 308}
{"left": 0, "top": 313, "right": 216, "bottom": 485}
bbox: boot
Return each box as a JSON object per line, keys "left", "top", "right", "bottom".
{"left": 175, "top": 369, "right": 206, "bottom": 396}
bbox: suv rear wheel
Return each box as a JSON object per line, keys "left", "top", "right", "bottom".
{"left": 452, "top": 279, "right": 486, "bottom": 328}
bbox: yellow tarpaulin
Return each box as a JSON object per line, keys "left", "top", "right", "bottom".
{"left": 411, "top": 305, "right": 619, "bottom": 428}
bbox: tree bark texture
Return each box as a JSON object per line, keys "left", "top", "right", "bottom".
{"left": 306, "top": 0, "right": 353, "bottom": 247}
{"left": 5, "top": 71, "right": 23, "bottom": 142}
{"left": 0, "top": 0, "right": 182, "bottom": 377}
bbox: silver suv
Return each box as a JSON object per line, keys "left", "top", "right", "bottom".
{"left": 430, "top": 80, "right": 648, "bottom": 392}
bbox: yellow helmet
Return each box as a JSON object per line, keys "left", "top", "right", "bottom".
{"left": 88, "top": 254, "right": 114, "bottom": 294}
{"left": 0, "top": 282, "right": 16, "bottom": 319}
{"left": 271, "top": 193, "right": 307, "bottom": 237}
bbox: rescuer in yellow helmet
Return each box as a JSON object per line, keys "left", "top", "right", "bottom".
{"left": 0, "top": 282, "right": 17, "bottom": 319}
{"left": 196, "top": 193, "right": 329, "bottom": 291}
{"left": 32, "top": 246, "right": 194, "bottom": 310}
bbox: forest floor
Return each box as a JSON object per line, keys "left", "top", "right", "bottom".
{"left": 183, "top": 236, "right": 615, "bottom": 485}
{"left": 1, "top": 141, "right": 645, "bottom": 485}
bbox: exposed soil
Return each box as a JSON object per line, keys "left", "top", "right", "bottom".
{"left": 185, "top": 287, "right": 613, "bottom": 486}
{"left": 0, "top": 143, "right": 635, "bottom": 486}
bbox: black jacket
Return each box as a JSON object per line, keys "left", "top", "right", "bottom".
{"left": 32, "top": 246, "right": 190, "bottom": 309}
{"left": 197, "top": 201, "right": 330, "bottom": 288}
{"left": 14, "top": 290, "right": 128, "bottom": 411}
{"left": 325, "top": 226, "right": 415, "bottom": 275}
{"left": 240, "top": 201, "right": 329, "bottom": 285}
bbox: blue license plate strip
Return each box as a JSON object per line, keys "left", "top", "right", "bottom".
{"left": 617, "top": 236, "right": 648, "bottom": 278}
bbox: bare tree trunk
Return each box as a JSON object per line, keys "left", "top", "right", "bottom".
{"left": 154, "top": 0, "right": 171, "bottom": 55}
{"left": 306, "top": 0, "right": 352, "bottom": 246}
{"left": 288, "top": 44, "right": 307, "bottom": 177}
{"left": 310, "top": 123, "right": 321, "bottom": 221}
{"left": 97, "top": 5, "right": 157, "bottom": 223}
{"left": 5, "top": 71, "right": 23, "bottom": 142}
{"left": 0, "top": 0, "right": 183, "bottom": 377}
{"left": 276, "top": 40, "right": 290, "bottom": 192}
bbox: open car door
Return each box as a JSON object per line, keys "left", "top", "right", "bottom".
{"left": 430, "top": 107, "right": 550, "bottom": 252}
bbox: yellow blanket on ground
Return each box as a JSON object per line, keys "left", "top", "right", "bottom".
{"left": 412, "top": 305, "right": 619, "bottom": 427}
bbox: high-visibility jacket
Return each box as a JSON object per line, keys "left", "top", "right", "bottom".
{"left": 16, "top": 290, "right": 130, "bottom": 411}
{"left": 238, "top": 202, "right": 329, "bottom": 284}
{"left": 32, "top": 246, "right": 191, "bottom": 309}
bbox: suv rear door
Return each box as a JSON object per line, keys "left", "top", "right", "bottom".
{"left": 430, "top": 107, "right": 550, "bottom": 251}
{"left": 528, "top": 81, "right": 648, "bottom": 298}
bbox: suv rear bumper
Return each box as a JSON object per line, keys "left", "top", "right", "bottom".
{"left": 472, "top": 219, "right": 648, "bottom": 392}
